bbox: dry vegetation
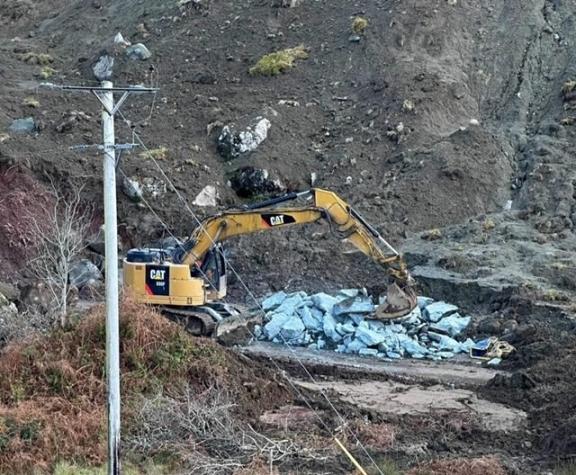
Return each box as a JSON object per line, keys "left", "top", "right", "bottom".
{"left": 406, "top": 456, "right": 507, "bottom": 475}
{"left": 0, "top": 297, "right": 294, "bottom": 474}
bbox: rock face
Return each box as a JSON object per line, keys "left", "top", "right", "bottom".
{"left": 217, "top": 117, "right": 271, "bottom": 160}
{"left": 256, "top": 289, "right": 476, "bottom": 361}
{"left": 229, "top": 167, "right": 284, "bottom": 198}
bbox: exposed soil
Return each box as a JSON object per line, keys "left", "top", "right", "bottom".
{"left": 1, "top": 0, "right": 576, "bottom": 473}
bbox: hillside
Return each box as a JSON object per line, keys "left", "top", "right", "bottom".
{"left": 1, "top": 0, "right": 576, "bottom": 473}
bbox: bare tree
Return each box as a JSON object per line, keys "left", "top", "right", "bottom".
{"left": 27, "top": 182, "right": 92, "bottom": 327}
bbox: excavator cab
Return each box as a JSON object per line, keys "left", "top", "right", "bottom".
{"left": 192, "top": 245, "right": 227, "bottom": 300}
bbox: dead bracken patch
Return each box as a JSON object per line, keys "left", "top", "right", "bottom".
{"left": 0, "top": 296, "right": 292, "bottom": 474}
{"left": 351, "top": 420, "right": 396, "bottom": 450}
{"left": 407, "top": 456, "right": 507, "bottom": 475}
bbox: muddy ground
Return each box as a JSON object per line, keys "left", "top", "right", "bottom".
{"left": 1, "top": 0, "right": 576, "bottom": 473}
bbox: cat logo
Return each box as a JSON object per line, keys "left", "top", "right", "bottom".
{"left": 150, "top": 269, "right": 166, "bottom": 281}
{"left": 145, "top": 265, "right": 170, "bottom": 296}
{"left": 269, "top": 215, "right": 285, "bottom": 226}
{"left": 261, "top": 213, "right": 296, "bottom": 227}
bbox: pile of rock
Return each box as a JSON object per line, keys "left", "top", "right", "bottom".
{"left": 255, "top": 289, "right": 475, "bottom": 360}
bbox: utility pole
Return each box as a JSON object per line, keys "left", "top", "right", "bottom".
{"left": 101, "top": 80, "right": 121, "bottom": 475}
{"left": 40, "top": 81, "right": 158, "bottom": 475}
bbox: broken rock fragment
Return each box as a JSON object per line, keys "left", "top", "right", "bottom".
{"left": 217, "top": 117, "right": 271, "bottom": 160}
{"left": 423, "top": 301, "right": 459, "bottom": 323}
{"left": 257, "top": 290, "right": 480, "bottom": 361}
{"left": 192, "top": 185, "right": 218, "bottom": 207}
{"left": 229, "top": 166, "right": 284, "bottom": 198}
{"left": 125, "top": 43, "right": 151, "bottom": 61}
{"left": 8, "top": 117, "right": 37, "bottom": 134}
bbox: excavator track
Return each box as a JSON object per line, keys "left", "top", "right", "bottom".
{"left": 159, "top": 302, "right": 246, "bottom": 337}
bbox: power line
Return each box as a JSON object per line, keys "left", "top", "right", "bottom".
{"left": 115, "top": 109, "right": 385, "bottom": 474}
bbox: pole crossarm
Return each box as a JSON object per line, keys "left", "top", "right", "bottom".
{"left": 39, "top": 82, "right": 158, "bottom": 117}
{"left": 39, "top": 82, "right": 159, "bottom": 93}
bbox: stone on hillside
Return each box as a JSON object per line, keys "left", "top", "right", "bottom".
{"left": 9, "top": 117, "right": 36, "bottom": 134}
{"left": 358, "top": 348, "right": 379, "bottom": 357}
{"left": 69, "top": 260, "right": 102, "bottom": 288}
{"left": 402, "top": 306, "right": 422, "bottom": 325}
{"left": 459, "top": 338, "right": 475, "bottom": 353}
{"left": 347, "top": 314, "right": 365, "bottom": 325}
{"left": 396, "top": 334, "right": 429, "bottom": 356}
{"left": 355, "top": 326, "right": 386, "bottom": 346}
{"left": 423, "top": 301, "right": 459, "bottom": 323}
{"left": 229, "top": 166, "right": 285, "bottom": 198}
{"left": 275, "top": 292, "right": 306, "bottom": 315}
{"left": 126, "top": 43, "right": 152, "bottom": 60}
{"left": 323, "top": 312, "right": 342, "bottom": 343}
{"left": 417, "top": 296, "right": 434, "bottom": 309}
{"left": 431, "top": 313, "right": 471, "bottom": 338}
{"left": 262, "top": 291, "right": 287, "bottom": 311}
{"left": 279, "top": 316, "right": 305, "bottom": 342}
{"left": 92, "top": 53, "right": 114, "bottom": 81}
{"left": 193, "top": 185, "right": 218, "bottom": 207}
{"left": 298, "top": 305, "right": 322, "bottom": 332}
{"left": 338, "top": 288, "right": 360, "bottom": 298}
{"left": 388, "top": 323, "right": 406, "bottom": 334}
{"left": 264, "top": 312, "right": 292, "bottom": 339}
{"left": 344, "top": 338, "right": 367, "bottom": 354}
{"left": 254, "top": 324, "right": 262, "bottom": 339}
{"left": 121, "top": 176, "right": 143, "bottom": 202}
{"left": 340, "top": 323, "right": 356, "bottom": 334}
{"left": 217, "top": 117, "right": 271, "bottom": 160}
{"left": 333, "top": 295, "right": 375, "bottom": 316}
{"left": 428, "top": 332, "right": 462, "bottom": 352}
{"left": 312, "top": 293, "right": 339, "bottom": 313}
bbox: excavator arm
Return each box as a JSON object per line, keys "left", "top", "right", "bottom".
{"left": 178, "top": 188, "right": 417, "bottom": 320}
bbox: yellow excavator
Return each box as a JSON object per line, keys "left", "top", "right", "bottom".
{"left": 123, "top": 188, "right": 417, "bottom": 336}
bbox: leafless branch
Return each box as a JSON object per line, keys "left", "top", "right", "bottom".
{"left": 25, "top": 180, "right": 92, "bottom": 327}
{"left": 126, "top": 385, "right": 329, "bottom": 475}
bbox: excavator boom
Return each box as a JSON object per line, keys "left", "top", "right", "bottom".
{"left": 123, "top": 188, "right": 417, "bottom": 336}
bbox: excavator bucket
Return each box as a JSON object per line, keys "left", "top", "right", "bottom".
{"left": 373, "top": 283, "right": 418, "bottom": 321}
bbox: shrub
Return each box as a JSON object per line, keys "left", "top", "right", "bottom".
{"left": 18, "top": 52, "right": 54, "bottom": 65}
{"left": 249, "top": 45, "right": 309, "bottom": 76}
{"left": 139, "top": 147, "right": 169, "bottom": 161}
{"left": 38, "top": 66, "right": 57, "bottom": 79}
{"left": 352, "top": 16, "right": 369, "bottom": 34}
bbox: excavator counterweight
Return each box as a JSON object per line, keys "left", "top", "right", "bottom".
{"left": 123, "top": 188, "right": 417, "bottom": 336}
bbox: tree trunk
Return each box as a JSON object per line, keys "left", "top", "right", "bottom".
{"left": 61, "top": 280, "right": 67, "bottom": 327}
